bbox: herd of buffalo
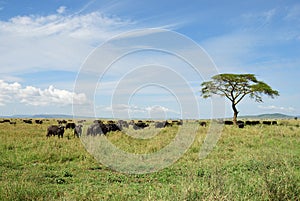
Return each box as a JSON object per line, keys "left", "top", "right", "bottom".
{"left": 0, "top": 118, "right": 288, "bottom": 138}
{"left": 86, "top": 119, "right": 183, "bottom": 136}
{"left": 225, "top": 120, "right": 278, "bottom": 128}
{"left": 198, "top": 120, "right": 278, "bottom": 128}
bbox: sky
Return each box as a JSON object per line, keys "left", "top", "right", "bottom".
{"left": 0, "top": 0, "right": 299, "bottom": 119}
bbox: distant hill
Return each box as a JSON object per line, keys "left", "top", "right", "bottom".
{"left": 0, "top": 114, "right": 90, "bottom": 119}
{"left": 238, "top": 113, "right": 297, "bottom": 119}
{"left": 1, "top": 113, "right": 298, "bottom": 120}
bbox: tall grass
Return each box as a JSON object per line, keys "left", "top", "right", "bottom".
{"left": 0, "top": 119, "right": 299, "bottom": 200}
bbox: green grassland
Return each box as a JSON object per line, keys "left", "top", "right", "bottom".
{"left": 0, "top": 119, "right": 299, "bottom": 200}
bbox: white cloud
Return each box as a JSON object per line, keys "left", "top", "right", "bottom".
{"left": 97, "top": 104, "right": 179, "bottom": 114}
{"left": 285, "top": 4, "right": 300, "bottom": 21}
{"left": 0, "top": 10, "right": 135, "bottom": 74}
{"left": 241, "top": 8, "right": 277, "bottom": 24}
{"left": 57, "top": 6, "right": 67, "bottom": 14}
{"left": 145, "top": 105, "right": 179, "bottom": 114}
{"left": 258, "top": 105, "right": 295, "bottom": 113}
{"left": 0, "top": 80, "right": 88, "bottom": 106}
{"left": 263, "top": 9, "right": 277, "bottom": 22}
{"left": 1, "top": 11, "right": 132, "bottom": 37}
{"left": 100, "top": 104, "right": 145, "bottom": 113}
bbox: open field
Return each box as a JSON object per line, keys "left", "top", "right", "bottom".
{"left": 0, "top": 119, "right": 299, "bottom": 200}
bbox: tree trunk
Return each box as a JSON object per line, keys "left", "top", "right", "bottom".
{"left": 232, "top": 103, "right": 239, "bottom": 125}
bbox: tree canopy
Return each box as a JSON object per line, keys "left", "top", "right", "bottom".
{"left": 201, "top": 73, "right": 279, "bottom": 125}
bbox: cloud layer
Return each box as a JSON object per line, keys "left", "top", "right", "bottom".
{"left": 0, "top": 7, "right": 135, "bottom": 74}
{"left": 258, "top": 105, "right": 295, "bottom": 113}
{"left": 0, "top": 80, "right": 87, "bottom": 106}
{"left": 95, "top": 104, "right": 181, "bottom": 119}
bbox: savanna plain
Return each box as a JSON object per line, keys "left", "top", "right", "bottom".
{"left": 0, "top": 119, "right": 299, "bottom": 200}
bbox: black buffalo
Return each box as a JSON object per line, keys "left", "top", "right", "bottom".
{"left": 66, "top": 122, "right": 76, "bottom": 129}
{"left": 117, "top": 120, "right": 129, "bottom": 129}
{"left": 164, "top": 121, "right": 173, "bottom": 127}
{"left": 224, "top": 120, "right": 233, "bottom": 125}
{"left": 154, "top": 121, "right": 172, "bottom": 128}
{"left": 262, "top": 121, "right": 272, "bottom": 125}
{"left": 272, "top": 121, "right": 277, "bottom": 125}
{"left": 107, "top": 120, "right": 115, "bottom": 124}
{"left": 155, "top": 121, "right": 165, "bottom": 128}
{"left": 245, "top": 121, "right": 260, "bottom": 126}
{"left": 133, "top": 122, "right": 149, "bottom": 130}
{"left": 199, "top": 121, "right": 207, "bottom": 127}
{"left": 106, "top": 123, "right": 121, "bottom": 132}
{"left": 35, "top": 120, "right": 43, "bottom": 124}
{"left": 87, "top": 121, "right": 108, "bottom": 136}
{"left": 47, "top": 125, "right": 65, "bottom": 138}
{"left": 57, "top": 120, "right": 67, "bottom": 124}
{"left": 172, "top": 120, "right": 183, "bottom": 126}
{"left": 74, "top": 125, "right": 83, "bottom": 137}
{"left": 129, "top": 120, "right": 135, "bottom": 126}
{"left": 238, "top": 122, "right": 245, "bottom": 128}
{"left": 23, "top": 119, "right": 32, "bottom": 124}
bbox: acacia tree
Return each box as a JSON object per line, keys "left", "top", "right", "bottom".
{"left": 201, "top": 74, "right": 279, "bottom": 125}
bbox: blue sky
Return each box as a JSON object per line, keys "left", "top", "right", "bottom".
{"left": 0, "top": 0, "right": 299, "bottom": 119}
